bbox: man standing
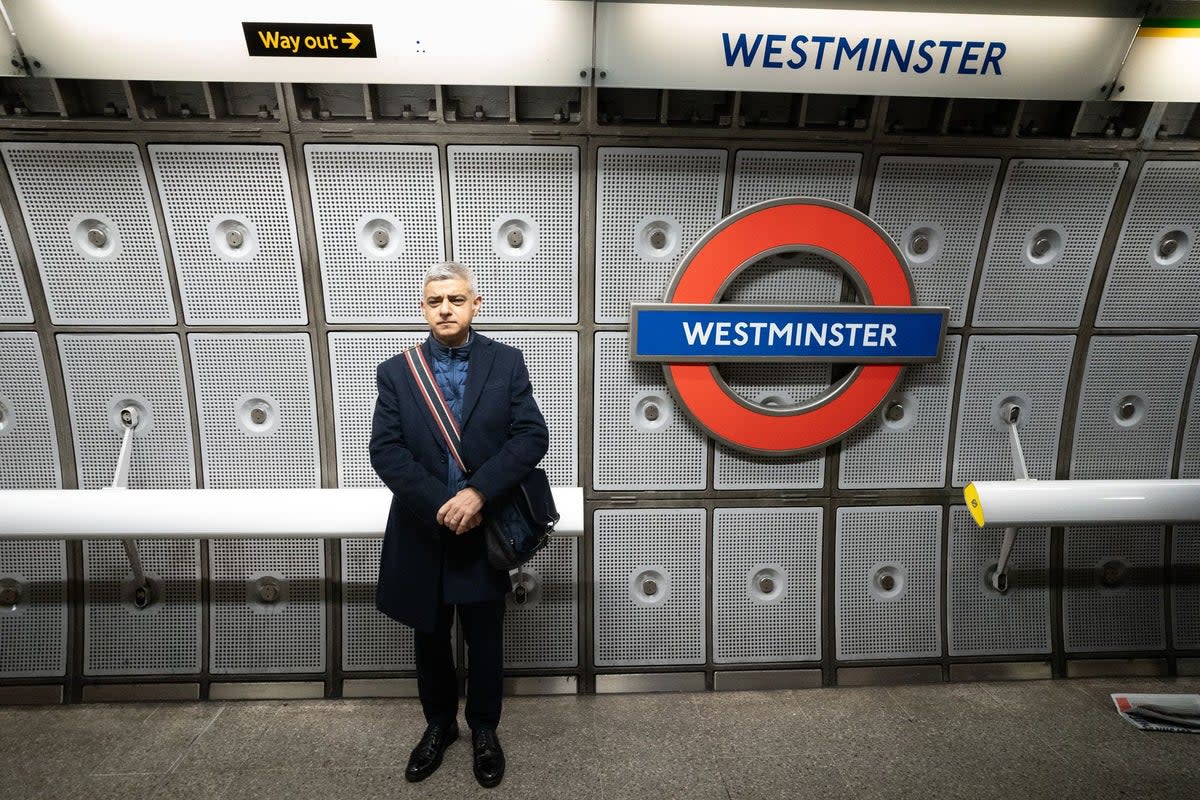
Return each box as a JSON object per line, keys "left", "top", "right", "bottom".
{"left": 370, "top": 261, "right": 549, "bottom": 788}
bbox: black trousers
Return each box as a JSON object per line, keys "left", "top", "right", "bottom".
{"left": 413, "top": 597, "right": 506, "bottom": 731}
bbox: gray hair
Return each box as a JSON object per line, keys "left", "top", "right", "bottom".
{"left": 423, "top": 261, "right": 477, "bottom": 295}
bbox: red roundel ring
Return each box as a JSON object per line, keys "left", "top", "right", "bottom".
{"left": 662, "top": 198, "right": 914, "bottom": 455}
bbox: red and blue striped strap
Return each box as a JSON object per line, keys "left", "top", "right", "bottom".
{"left": 403, "top": 345, "right": 470, "bottom": 475}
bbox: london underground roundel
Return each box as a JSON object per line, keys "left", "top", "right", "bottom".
{"left": 630, "top": 198, "right": 948, "bottom": 456}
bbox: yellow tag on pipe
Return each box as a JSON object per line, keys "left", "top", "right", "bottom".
{"left": 964, "top": 483, "right": 985, "bottom": 527}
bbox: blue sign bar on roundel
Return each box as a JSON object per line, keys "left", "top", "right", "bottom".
{"left": 631, "top": 303, "right": 947, "bottom": 363}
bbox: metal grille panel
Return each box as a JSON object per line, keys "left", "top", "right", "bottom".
{"left": 148, "top": 144, "right": 305, "bottom": 324}
{"left": 839, "top": 336, "right": 961, "bottom": 489}
{"left": 504, "top": 535, "right": 578, "bottom": 668}
{"left": 1070, "top": 336, "right": 1195, "bottom": 479}
{"left": 973, "top": 159, "right": 1126, "bottom": 327}
{"left": 593, "top": 332, "right": 706, "bottom": 490}
{"left": 0, "top": 332, "right": 61, "bottom": 489}
{"left": 947, "top": 507, "right": 1050, "bottom": 656}
{"left": 329, "top": 331, "right": 577, "bottom": 488}
{"left": 188, "top": 333, "right": 319, "bottom": 489}
{"left": 1174, "top": 525, "right": 1200, "bottom": 650}
{"left": 1182, "top": 369, "right": 1200, "bottom": 479}
{"left": 304, "top": 144, "right": 444, "bottom": 323}
{"left": 869, "top": 157, "right": 999, "bottom": 326}
{"left": 731, "top": 150, "right": 860, "bottom": 210}
{"left": 448, "top": 146, "right": 578, "bottom": 322}
{"left": 835, "top": 506, "right": 942, "bottom": 661}
{"left": 594, "top": 508, "right": 706, "bottom": 666}
{"left": 342, "top": 538, "right": 415, "bottom": 671}
{"left": 713, "top": 507, "right": 822, "bottom": 663}
{"left": 1063, "top": 525, "right": 1165, "bottom": 653}
{"left": 1098, "top": 161, "right": 1200, "bottom": 327}
{"left": 0, "top": 206, "right": 31, "bottom": 322}
{"left": 713, "top": 363, "right": 829, "bottom": 489}
{"left": 721, "top": 253, "right": 844, "bottom": 305}
{"left": 595, "top": 147, "right": 726, "bottom": 322}
{"left": 0, "top": 540, "right": 67, "bottom": 677}
{"left": 952, "top": 336, "right": 1074, "bottom": 486}
{"left": 58, "top": 334, "right": 195, "bottom": 490}
{"left": 1, "top": 142, "right": 174, "bottom": 324}
{"left": 83, "top": 539, "right": 200, "bottom": 675}
{"left": 209, "top": 539, "right": 326, "bottom": 673}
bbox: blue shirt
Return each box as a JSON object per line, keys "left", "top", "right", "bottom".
{"left": 428, "top": 331, "right": 473, "bottom": 491}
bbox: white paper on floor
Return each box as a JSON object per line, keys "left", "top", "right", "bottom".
{"left": 1111, "top": 693, "right": 1200, "bottom": 733}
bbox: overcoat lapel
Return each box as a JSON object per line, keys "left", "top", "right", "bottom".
{"left": 460, "top": 334, "right": 496, "bottom": 427}
{"left": 401, "top": 338, "right": 444, "bottom": 445}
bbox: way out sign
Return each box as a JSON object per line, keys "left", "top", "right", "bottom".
{"left": 243, "top": 22, "right": 377, "bottom": 59}
{"left": 630, "top": 198, "right": 948, "bottom": 455}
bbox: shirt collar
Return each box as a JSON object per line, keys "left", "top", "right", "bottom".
{"left": 429, "top": 329, "right": 474, "bottom": 361}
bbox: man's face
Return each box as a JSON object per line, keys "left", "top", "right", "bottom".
{"left": 421, "top": 277, "right": 481, "bottom": 345}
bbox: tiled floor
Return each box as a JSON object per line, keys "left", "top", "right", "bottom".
{"left": 3, "top": 677, "right": 1198, "bottom": 799}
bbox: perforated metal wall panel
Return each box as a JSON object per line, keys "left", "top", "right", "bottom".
{"left": 58, "top": 334, "right": 195, "bottom": 490}
{"left": 947, "top": 507, "right": 1050, "bottom": 657}
{"left": 1174, "top": 526, "right": 1200, "bottom": 650}
{"left": 329, "top": 331, "right": 577, "bottom": 488}
{"left": 83, "top": 540, "right": 200, "bottom": 675}
{"left": 504, "top": 535, "right": 578, "bottom": 668}
{"left": 1063, "top": 525, "right": 1165, "bottom": 653}
{"left": 342, "top": 538, "right": 414, "bottom": 671}
{"left": 209, "top": 539, "right": 326, "bottom": 674}
{"left": 712, "top": 507, "right": 822, "bottom": 663}
{"left": 304, "top": 144, "right": 444, "bottom": 323}
{"left": 835, "top": 506, "right": 942, "bottom": 661}
{"left": 595, "top": 147, "right": 726, "bottom": 322}
{"left": 1182, "top": 369, "right": 1200, "bottom": 479}
{"left": 188, "top": 333, "right": 319, "bottom": 489}
{"left": 731, "top": 150, "right": 860, "bottom": 211}
{"left": 713, "top": 363, "right": 829, "bottom": 489}
{"left": 594, "top": 508, "right": 706, "bottom": 666}
{"left": 593, "top": 332, "right": 706, "bottom": 490}
{"left": 0, "top": 207, "right": 31, "bottom": 322}
{"left": 0, "top": 332, "right": 61, "bottom": 489}
{"left": 329, "top": 332, "right": 423, "bottom": 488}
{"left": 869, "top": 157, "right": 999, "bottom": 326}
{"left": 840, "top": 336, "right": 961, "bottom": 489}
{"left": 720, "top": 253, "right": 844, "bottom": 305}
{"left": 1098, "top": 161, "right": 1200, "bottom": 327}
{"left": 448, "top": 146, "right": 578, "bottom": 322}
{"left": 952, "top": 336, "right": 1075, "bottom": 486}
{"left": 148, "top": 144, "right": 305, "bottom": 325}
{"left": 1, "top": 142, "right": 173, "bottom": 324}
{"left": 1070, "top": 336, "right": 1196, "bottom": 479}
{"left": 0, "top": 540, "right": 66, "bottom": 677}
{"left": 973, "top": 159, "right": 1126, "bottom": 327}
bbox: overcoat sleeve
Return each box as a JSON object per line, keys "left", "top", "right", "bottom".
{"left": 368, "top": 362, "right": 452, "bottom": 529}
{"left": 465, "top": 351, "right": 549, "bottom": 501}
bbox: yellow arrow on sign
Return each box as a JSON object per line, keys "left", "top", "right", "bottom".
{"left": 341, "top": 31, "right": 360, "bottom": 49}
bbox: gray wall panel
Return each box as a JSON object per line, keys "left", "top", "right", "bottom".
{"left": 0, "top": 331, "right": 61, "bottom": 489}
{"left": 1063, "top": 525, "right": 1165, "bottom": 653}
{"left": 0, "top": 205, "right": 31, "bottom": 322}
{"left": 1070, "top": 336, "right": 1195, "bottom": 479}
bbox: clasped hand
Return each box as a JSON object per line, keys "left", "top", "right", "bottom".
{"left": 436, "top": 487, "right": 485, "bottom": 534}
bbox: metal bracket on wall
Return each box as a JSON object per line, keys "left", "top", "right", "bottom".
{"left": 993, "top": 401, "right": 1032, "bottom": 593}
{"left": 109, "top": 405, "right": 154, "bottom": 610}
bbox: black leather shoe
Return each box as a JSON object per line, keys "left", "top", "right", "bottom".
{"left": 471, "top": 727, "right": 505, "bottom": 788}
{"left": 405, "top": 721, "right": 459, "bottom": 782}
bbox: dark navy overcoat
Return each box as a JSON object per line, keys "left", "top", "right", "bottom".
{"left": 370, "top": 332, "right": 549, "bottom": 634}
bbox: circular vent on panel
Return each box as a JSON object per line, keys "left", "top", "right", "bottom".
{"left": 209, "top": 216, "right": 259, "bottom": 261}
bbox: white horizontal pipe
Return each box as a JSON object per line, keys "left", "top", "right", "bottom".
{"left": 0, "top": 487, "right": 584, "bottom": 540}
{"left": 964, "top": 479, "right": 1200, "bottom": 527}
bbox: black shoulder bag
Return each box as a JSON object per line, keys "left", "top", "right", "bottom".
{"left": 404, "top": 346, "right": 559, "bottom": 570}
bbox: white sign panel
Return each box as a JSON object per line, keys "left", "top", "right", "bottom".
{"left": 1116, "top": 24, "right": 1200, "bottom": 102}
{"left": 2, "top": 0, "right": 593, "bottom": 86}
{"left": 595, "top": 3, "right": 1140, "bottom": 100}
